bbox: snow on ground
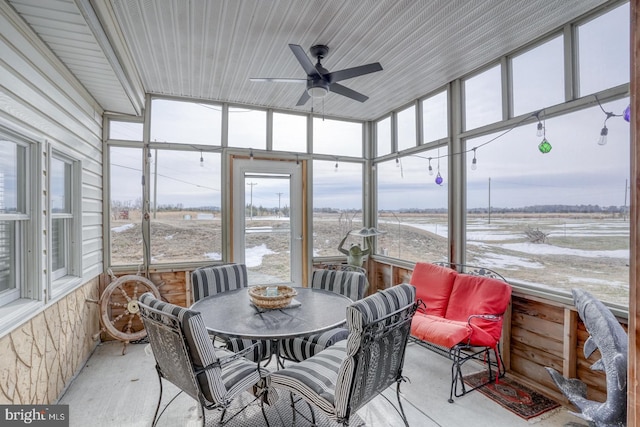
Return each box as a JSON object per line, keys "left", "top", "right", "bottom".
{"left": 568, "top": 276, "right": 627, "bottom": 289}
{"left": 111, "top": 223, "right": 135, "bottom": 233}
{"left": 497, "top": 242, "right": 628, "bottom": 259}
{"left": 471, "top": 253, "right": 544, "bottom": 270}
{"left": 245, "top": 244, "right": 276, "bottom": 267}
{"left": 204, "top": 252, "right": 222, "bottom": 260}
{"left": 203, "top": 245, "right": 276, "bottom": 266}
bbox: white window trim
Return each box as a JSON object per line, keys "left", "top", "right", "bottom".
{"left": 47, "top": 147, "right": 82, "bottom": 300}
{"left": 0, "top": 130, "right": 42, "bottom": 337}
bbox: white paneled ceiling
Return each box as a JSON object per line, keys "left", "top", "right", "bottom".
{"left": 8, "top": 0, "right": 612, "bottom": 121}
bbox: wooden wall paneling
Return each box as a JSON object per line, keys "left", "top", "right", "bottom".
{"left": 501, "top": 300, "right": 512, "bottom": 371}
{"left": 562, "top": 308, "right": 578, "bottom": 379}
{"left": 184, "top": 271, "right": 192, "bottom": 306}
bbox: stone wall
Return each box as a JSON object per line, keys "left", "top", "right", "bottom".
{"left": 0, "top": 278, "right": 100, "bottom": 404}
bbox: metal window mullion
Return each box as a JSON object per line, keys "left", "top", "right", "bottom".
{"left": 564, "top": 23, "right": 576, "bottom": 101}
{"left": 142, "top": 94, "right": 152, "bottom": 270}
{"left": 449, "top": 79, "right": 464, "bottom": 264}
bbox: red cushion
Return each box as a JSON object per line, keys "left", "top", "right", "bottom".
{"left": 445, "top": 274, "right": 512, "bottom": 341}
{"left": 409, "top": 263, "right": 457, "bottom": 317}
{"left": 411, "top": 314, "right": 471, "bottom": 348}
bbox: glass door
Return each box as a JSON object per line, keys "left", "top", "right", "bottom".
{"left": 232, "top": 158, "right": 303, "bottom": 285}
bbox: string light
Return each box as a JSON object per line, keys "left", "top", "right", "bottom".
{"left": 597, "top": 126, "right": 609, "bottom": 146}
{"left": 537, "top": 114, "right": 552, "bottom": 154}
{"left": 199, "top": 150, "right": 204, "bottom": 167}
{"left": 428, "top": 158, "right": 433, "bottom": 176}
{"left": 471, "top": 148, "right": 477, "bottom": 170}
{"left": 250, "top": 148, "right": 254, "bottom": 160}
{"left": 334, "top": 159, "right": 339, "bottom": 172}
{"left": 534, "top": 112, "right": 544, "bottom": 137}
{"left": 295, "top": 154, "right": 300, "bottom": 168}
{"left": 595, "top": 95, "right": 624, "bottom": 146}
{"left": 435, "top": 152, "right": 443, "bottom": 185}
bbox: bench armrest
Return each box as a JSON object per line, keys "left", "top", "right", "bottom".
{"left": 467, "top": 314, "right": 501, "bottom": 326}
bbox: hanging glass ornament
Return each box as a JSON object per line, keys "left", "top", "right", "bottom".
{"left": 538, "top": 138, "right": 552, "bottom": 154}
{"left": 624, "top": 105, "right": 631, "bottom": 122}
{"left": 435, "top": 171, "right": 443, "bottom": 185}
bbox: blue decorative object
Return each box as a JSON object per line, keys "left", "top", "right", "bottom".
{"left": 624, "top": 104, "right": 630, "bottom": 122}
{"left": 435, "top": 172, "right": 443, "bottom": 185}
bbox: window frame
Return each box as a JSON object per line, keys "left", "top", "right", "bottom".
{"left": 48, "top": 148, "right": 82, "bottom": 296}
{"left": 0, "top": 130, "right": 40, "bottom": 314}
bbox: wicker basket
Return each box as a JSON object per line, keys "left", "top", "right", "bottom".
{"left": 248, "top": 285, "right": 297, "bottom": 309}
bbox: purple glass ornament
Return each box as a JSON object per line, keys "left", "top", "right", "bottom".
{"left": 623, "top": 104, "right": 630, "bottom": 123}
{"left": 435, "top": 172, "right": 443, "bottom": 185}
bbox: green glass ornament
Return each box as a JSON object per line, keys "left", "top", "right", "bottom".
{"left": 538, "top": 138, "right": 552, "bottom": 154}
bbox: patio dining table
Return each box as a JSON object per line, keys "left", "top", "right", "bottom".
{"left": 190, "top": 286, "right": 353, "bottom": 341}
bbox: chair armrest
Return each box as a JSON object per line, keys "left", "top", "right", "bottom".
{"left": 199, "top": 340, "right": 262, "bottom": 372}
{"left": 467, "top": 314, "right": 501, "bottom": 326}
{"left": 314, "top": 328, "right": 349, "bottom": 347}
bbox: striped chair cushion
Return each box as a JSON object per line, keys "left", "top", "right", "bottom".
{"left": 279, "top": 328, "right": 348, "bottom": 362}
{"left": 270, "top": 340, "right": 347, "bottom": 419}
{"left": 138, "top": 293, "right": 262, "bottom": 404}
{"left": 190, "top": 264, "right": 270, "bottom": 362}
{"left": 226, "top": 337, "right": 272, "bottom": 363}
{"left": 271, "top": 284, "right": 417, "bottom": 422}
{"left": 191, "top": 263, "right": 248, "bottom": 301}
{"left": 279, "top": 269, "right": 366, "bottom": 362}
{"left": 335, "top": 284, "right": 416, "bottom": 418}
{"left": 310, "top": 269, "right": 367, "bottom": 301}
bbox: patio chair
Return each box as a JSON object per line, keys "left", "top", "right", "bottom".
{"left": 191, "top": 263, "right": 271, "bottom": 362}
{"left": 137, "top": 292, "right": 274, "bottom": 427}
{"left": 271, "top": 283, "right": 418, "bottom": 426}
{"left": 279, "top": 268, "right": 368, "bottom": 362}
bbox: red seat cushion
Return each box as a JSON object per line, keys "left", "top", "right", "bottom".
{"left": 445, "top": 274, "right": 512, "bottom": 343}
{"left": 410, "top": 263, "right": 457, "bottom": 317}
{"left": 411, "top": 314, "right": 471, "bottom": 348}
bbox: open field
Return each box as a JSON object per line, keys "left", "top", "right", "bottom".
{"left": 111, "top": 211, "right": 629, "bottom": 306}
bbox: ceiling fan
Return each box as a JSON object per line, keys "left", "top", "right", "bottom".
{"left": 250, "top": 44, "right": 383, "bottom": 106}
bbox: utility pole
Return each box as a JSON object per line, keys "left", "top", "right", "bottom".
{"left": 247, "top": 181, "right": 257, "bottom": 220}
{"left": 624, "top": 178, "right": 628, "bottom": 220}
{"left": 276, "top": 192, "right": 283, "bottom": 217}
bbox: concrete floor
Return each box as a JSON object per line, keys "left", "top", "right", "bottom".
{"left": 58, "top": 340, "right": 583, "bottom": 426}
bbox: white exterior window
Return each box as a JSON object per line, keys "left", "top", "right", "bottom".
{"left": 49, "top": 151, "right": 81, "bottom": 291}
{"left": 0, "top": 138, "right": 28, "bottom": 306}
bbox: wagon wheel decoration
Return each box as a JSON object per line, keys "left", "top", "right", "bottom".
{"left": 98, "top": 274, "right": 161, "bottom": 343}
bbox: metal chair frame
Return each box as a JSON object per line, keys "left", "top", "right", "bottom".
{"left": 274, "top": 285, "right": 418, "bottom": 427}
{"left": 419, "top": 262, "right": 509, "bottom": 402}
{"left": 139, "top": 302, "right": 270, "bottom": 426}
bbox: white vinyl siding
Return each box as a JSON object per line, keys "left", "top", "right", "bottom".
{"left": 0, "top": 3, "right": 102, "bottom": 335}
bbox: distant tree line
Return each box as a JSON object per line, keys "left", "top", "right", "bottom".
{"left": 468, "top": 204, "right": 625, "bottom": 214}
{"left": 337, "top": 205, "right": 626, "bottom": 215}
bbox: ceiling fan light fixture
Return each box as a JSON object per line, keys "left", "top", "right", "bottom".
{"left": 307, "top": 86, "right": 328, "bottom": 98}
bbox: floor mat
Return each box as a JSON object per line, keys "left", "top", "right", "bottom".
{"left": 464, "top": 372, "right": 561, "bottom": 421}
{"left": 189, "top": 392, "right": 367, "bottom": 427}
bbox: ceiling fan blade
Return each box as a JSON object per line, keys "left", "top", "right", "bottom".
{"left": 250, "top": 78, "right": 306, "bottom": 83}
{"left": 326, "top": 63, "right": 382, "bottom": 83}
{"left": 296, "top": 90, "right": 311, "bottom": 106}
{"left": 330, "top": 83, "right": 369, "bottom": 103}
{"left": 289, "top": 44, "right": 321, "bottom": 77}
